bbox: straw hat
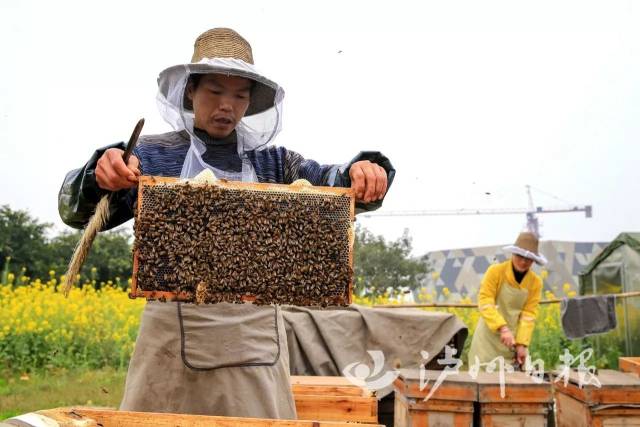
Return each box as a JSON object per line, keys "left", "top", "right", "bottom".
{"left": 191, "top": 28, "right": 254, "bottom": 64}
{"left": 159, "top": 27, "right": 280, "bottom": 116}
{"left": 503, "top": 232, "right": 547, "bottom": 265}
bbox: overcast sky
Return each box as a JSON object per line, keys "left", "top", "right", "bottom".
{"left": 1, "top": 0, "right": 638, "bottom": 255}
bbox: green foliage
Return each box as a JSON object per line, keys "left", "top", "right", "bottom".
{"left": 0, "top": 205, "right": 132, "bottom": 285}
{"left": 1, "top": 256, "right": 9, "bottom": 286}
{"left": 0, "top": 205, "right": 52, "bottom": 279}
{"left": 47, "top": 229, "right": 133, "bottom": 289}
{"left": 353, "top": 225, "right": 429, "bottom": 297}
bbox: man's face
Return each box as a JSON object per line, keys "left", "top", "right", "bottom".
{"left": 187, "top": 74, "right": 252, "bottom": 138}
{"left": 512, "top": 254, "right": 534, "bottom": 273}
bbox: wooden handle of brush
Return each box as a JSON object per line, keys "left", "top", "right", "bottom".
{"left": 122, "top": 118, "right": 145, "bottom": 163}
{"left": 63, "top": 118, "right": 145, "bottom": 297}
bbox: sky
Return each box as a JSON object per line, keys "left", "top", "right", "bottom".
{"left": 0, "top": 0, "right": 638, "bottom": 256}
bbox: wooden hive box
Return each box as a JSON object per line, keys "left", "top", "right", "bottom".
{"left": 476, "top": 371, "right": 553, "bottom": 427}
{"left": 7, "top": 377, "right": 378, "bottom": 426}
{"left": 291, "top": 376, "right": 378, "bottom": 424}
{"left": 17, "top": 407, "right": 383, "bottom": 427}
{"left": 552, "top": 369, "right": 640, "bottom": 427}
{"left": 393, "top": 369, "right": 477, "bottom": 427}
{"left": 130, "top": 176, "right": 355, "bottom": 307}
{"left": 619, "top": 357, "right": 640, "bottom": 377}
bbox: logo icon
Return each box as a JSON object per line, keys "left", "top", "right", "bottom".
{"left": 342, "top": 350, "right": 400, "bottom": 391}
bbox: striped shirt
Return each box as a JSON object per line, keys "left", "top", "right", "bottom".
{"left": 58, "top": 130, "right": 395, "bottom": 230}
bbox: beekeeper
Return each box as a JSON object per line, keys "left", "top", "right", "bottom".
{"left": 468, "top": 231, "right": 546, "bottom": 368}
{"left": 58, "top": 28, "right": 395, "bottom": 418}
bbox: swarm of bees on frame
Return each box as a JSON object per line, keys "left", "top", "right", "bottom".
{"left": 133, "top": 182, "right": 353, "bottom": 306}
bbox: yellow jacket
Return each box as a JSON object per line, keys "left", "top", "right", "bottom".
{"left": 477, "top": 259, "right": 543, "bottom": 346}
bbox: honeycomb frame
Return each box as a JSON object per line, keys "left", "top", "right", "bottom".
{"left": 131, "top": 176, "right": 355, "bottom": 306}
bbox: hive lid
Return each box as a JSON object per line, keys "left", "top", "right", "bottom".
{"left": 476, "top": 371, "right": 553, "bottom": 404}
{"left": 552, "top": 369, "right": 640, "bottom": 405}
{"left": 395, "top": 369, "right": 478, "bottom": 401}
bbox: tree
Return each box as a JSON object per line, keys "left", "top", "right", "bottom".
{"left": 0, "top": 204, "right": 133, "bottom": 286}
{"left": 47, "top": 228, "right": 133, "bottom": 287}
{"left": 0, "top": 205, "right": 51, "bottom": 278}
{"left": 353, "top": 225, "right": 429, "bottom": 297}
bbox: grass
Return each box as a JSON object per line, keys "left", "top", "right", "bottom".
{"left": 0, "top": 368, "right": 126, "bottom": 420}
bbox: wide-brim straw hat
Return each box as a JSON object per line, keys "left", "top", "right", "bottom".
{"left": 503, "top": 232, "right": 548, "bottom": 265}
{"left": 158, "top": 28, "right": 279, "bottom": 117}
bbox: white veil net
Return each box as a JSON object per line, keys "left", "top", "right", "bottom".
{"left": 156, "top": 58, "right": 285, "bottom": 180}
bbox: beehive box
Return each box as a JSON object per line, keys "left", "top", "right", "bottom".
{"left": 619, "top": 357, "right": 640, "bottom": 377}
{"left": 8, "top": 377, "right": 378, "bottom": 426}
{"left": 553, "top": 369, "right": 640, "bottom": 427}
{"left": 476, "top": 371, "right": 553, "bottom": 427}
{"left": 17, "top": 407, "right": 384, "bottom": 426}
{"left": 130, "top": 176, "right": 355, "bottom": 306}
{"left": 393, "top": 369, "right": 477, "bottom": 427}
{"left": 291, "top": 376, "right": 378, "bottom": 424}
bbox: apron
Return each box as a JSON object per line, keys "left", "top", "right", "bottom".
{"left": 120, "top": 139, "right": 297, "bottom": 419}
{"left": 468, "top": 281, "right": 529, "bottom": 367}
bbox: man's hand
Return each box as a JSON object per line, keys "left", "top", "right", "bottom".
{"left": 515, "top": 344, "right": 528, "bottom": 365}
{"left": 499, "top": 325, "right": 516, "bottom": 348}
{"left": 348, "top": 160, "right": 387, "bottom": 203}
{"left": 96, "top": 148, "right": 140, "bottom": 191}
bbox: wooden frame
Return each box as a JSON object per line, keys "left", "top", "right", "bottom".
{"left": 552, "top": 369, "right": 640, "bottom": 405}
{"left": 476, "top": 372, "right": 552, "bottom": 427}
{"left": 476, "top": 372, "right": 553, "bottom": 404}
{"left": 394, "top": 393, "right": 474, "bottom": 427}
{"left": 619, "top": 357, "right": 640, "bottom": 377}
{"left": 553, "top": 369, "right": 640, "bottom": 427}
{"left": 393, "top": 370, "right": 477, "bottom": 427}
{"left": 290, "top": 375, "right": 372, "bottom": 397}
{"left": 555, "top": 389, "right": 640, "bottom": 427}
{"left": 130, "top": 176, "right": 355, "bottom": 305}
{"left": 11, "top": 376, "right": 378, "bottom": 426}
{"left": 26, "top": 407, "right": 382, "bottom": 427}
{"left": 290, "top": 376, "right": 378, "bottom": 424}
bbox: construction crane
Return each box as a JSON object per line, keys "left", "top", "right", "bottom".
{"left": 360, "top": 185, "right": 592, "bottom": 237}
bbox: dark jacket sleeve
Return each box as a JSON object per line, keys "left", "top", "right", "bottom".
{"left": 58, "top": 143, "right": 138, "bottom": 230}
{"left": 284, "top": 150, "right": 396, "bottom": 213}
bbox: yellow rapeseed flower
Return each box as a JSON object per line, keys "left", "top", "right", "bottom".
{"left": 1, "top": 273, "right": 145, "bottom": 371}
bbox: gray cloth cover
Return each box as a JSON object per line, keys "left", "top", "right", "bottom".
{"left": 561, "top": 295, "right": 617, "bottom": 339}
{"left": 119, "top": 302, "right": 467, "bottom": 417}
{"left": 282, "top": 305, "right": 468, "bottom": 399}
